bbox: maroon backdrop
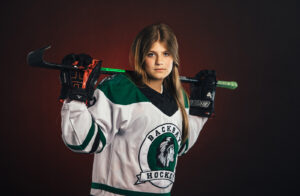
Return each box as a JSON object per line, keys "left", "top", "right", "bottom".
{"left": 1, "top": 0, "right": 299, "bottom": 195}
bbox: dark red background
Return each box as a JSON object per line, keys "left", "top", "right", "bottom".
{"left": 1, "top": 0, "right": 299, "bottom": 195}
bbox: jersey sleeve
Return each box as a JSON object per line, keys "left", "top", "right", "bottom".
{"left": 61, "top": 75, "right": 129, "bottom": 154}
{"left": 178, "top": 90, "right": 208, "bottom": 156}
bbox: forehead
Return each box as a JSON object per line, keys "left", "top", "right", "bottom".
{"left": 149, "top": 41, "right": 168, "bottom": 51}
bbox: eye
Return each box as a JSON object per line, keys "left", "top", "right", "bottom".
{"left": 147, "top": 52, "right": 154, "bottom": 57}
{"left": 163, "top": 52, "right": 170, "bottom": 56}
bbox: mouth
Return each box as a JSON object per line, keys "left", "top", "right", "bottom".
{"left": 154, "top": 68, "right": 166, "bottom": 71}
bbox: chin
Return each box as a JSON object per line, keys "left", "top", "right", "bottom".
{"left": 153, "top": 75, "right": 168, "bottom": 80}
{"left": 147, "top": 71, "right": 171, "bottom": 81}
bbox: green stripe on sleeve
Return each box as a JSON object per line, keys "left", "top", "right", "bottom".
{"left": 91, "top": 183, "right": 171, "bottom": 196}
{"left": 67, "top": 120, "right": 95, "bottom": 151}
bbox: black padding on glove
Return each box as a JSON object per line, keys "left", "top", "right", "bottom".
{"left": 62, "top": 53, "right": 92, "bottom": 70}
{"left": 86, "top": 62, "right": 102, "bottom": 103}
{"left": 59, "top": 69, "right": 71, "bottom": 100}
{"left": 189, "top": 70, "right": 217, "bottom": 117}
{"left": 59, "top": 53, "right": 102, "bottom": 105}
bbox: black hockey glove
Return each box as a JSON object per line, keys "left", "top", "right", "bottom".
{"left": 189, "top": 70, "right": 217, "bottom": 118}
{"left": 59, "top": 53, "right": 102, "bottom": 106}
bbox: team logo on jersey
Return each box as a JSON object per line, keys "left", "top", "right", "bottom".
{"left": 135, "top": 123, "right": 182, "bottom": 188}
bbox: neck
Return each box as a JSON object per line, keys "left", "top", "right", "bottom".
{"left": 145, "top": 79, "right": 163, "bottom": 94}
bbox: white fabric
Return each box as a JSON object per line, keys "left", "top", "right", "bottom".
{"left": 61, "top": 78, "right": 208, "bottom": 196}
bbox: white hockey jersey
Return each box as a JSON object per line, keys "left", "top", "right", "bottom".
{"left": 61, "top": 73, "right": 208, "bottom": 196}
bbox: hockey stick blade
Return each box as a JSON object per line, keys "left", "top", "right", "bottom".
{"left": 27, "top": 45, "right": 78, "bottom": 70}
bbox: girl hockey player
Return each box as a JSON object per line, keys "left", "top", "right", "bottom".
{"left": 60, "top": 23, "right": 216, "bottom": 196}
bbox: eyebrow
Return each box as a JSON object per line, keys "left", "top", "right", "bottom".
{"left": 148, "top": 50, "right": 169, "bottom": 53}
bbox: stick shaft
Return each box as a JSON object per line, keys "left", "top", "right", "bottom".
{"left": 27, "top": 45, "right": 238, "bottom": 90}
{"left": 101, "top": 68, "right": 238, "bottom": 90}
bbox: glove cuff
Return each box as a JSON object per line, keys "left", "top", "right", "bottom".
{"left": 189, "top": 107, "right": 214, "bottom": 118}
{"left": 189, "top": 99, "right": 215, "bottom": 118}
{"left": 69, "top": 88, "right": 88, "bottom": 102}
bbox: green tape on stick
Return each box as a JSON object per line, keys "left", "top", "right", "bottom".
{"left": 101, "top": 67, "right": 126, "bottom": 73}
{"left": 216, "top": 81, "right": 238, "bottom": 90}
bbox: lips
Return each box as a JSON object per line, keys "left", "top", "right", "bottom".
{"left": 154, "top": 68, "right": 166, "bottom": 71}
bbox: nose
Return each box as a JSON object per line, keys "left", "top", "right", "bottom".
{"left": 155, "top": 55, "right": 163, "bottom": 65}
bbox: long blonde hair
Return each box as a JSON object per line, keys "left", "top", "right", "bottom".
{"left": 129, "top": 23, "right": 189, "bottom": 143}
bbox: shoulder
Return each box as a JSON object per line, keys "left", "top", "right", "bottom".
{"left": 98, "top": 73, "right": 128, "bottom": 88}
{"left": 97, "top": 73, "right": 149, "bottom": 105}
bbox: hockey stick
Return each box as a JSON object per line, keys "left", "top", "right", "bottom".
{"left": 27, "top": 45, "right": 238, "bottom": 90}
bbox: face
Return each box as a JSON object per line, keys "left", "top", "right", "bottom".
{"left": 144, "top": 41, "right": 173, "bottom": 82}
